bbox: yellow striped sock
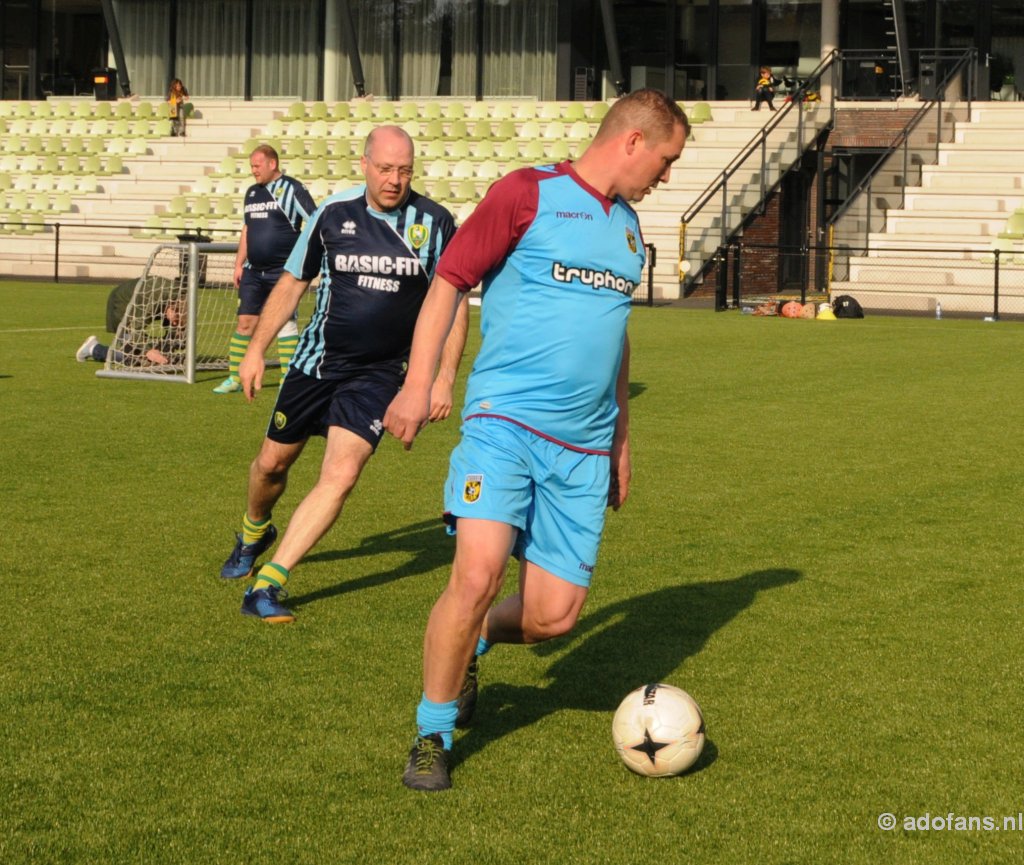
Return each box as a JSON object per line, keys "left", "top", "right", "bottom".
{"left": 242, "top": 513, "right": 270, "bottom": 546}
{"left": 228, "top": 331, "right": 251, "bottom": 380}
{"left": 254, "top": 562, "right": 289, "bottom": 591}
{"left": 277, "top": 334, "right": 299, "bottom": 379}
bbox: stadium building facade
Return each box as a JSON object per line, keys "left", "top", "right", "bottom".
{"left": 2, "top": 1, "right": 1022, "bottom": 104}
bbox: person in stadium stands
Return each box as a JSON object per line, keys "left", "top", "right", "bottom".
{"left": 76, "top": 277, "right": 185, "bottom": 367}
{"left": 220, "top": 125, "right": 467, "bottom": 627}
{"left": 752, "top": 65, "right": 779, "bottom": 111}
{"left": 213, "top": 144, "right": 317, "bottom": 394}
{"left": 383, "top": 89, "right": 689, "bottom": 792}
{"left": 167, "top": 78, "right": 192, "bottom": 137}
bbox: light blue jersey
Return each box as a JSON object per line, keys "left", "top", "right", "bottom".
{"left": 437, "top": 162, "right": 645, "bottom": 454}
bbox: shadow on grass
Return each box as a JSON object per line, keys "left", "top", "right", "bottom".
{"left": 628, "top": 381, "right": 647, "bottom": 400}
{"left": 456, "top": 567, "right": 801, "bottom": 771}
{"left": 288, "top": 518, "right": 452, "bottom": 609}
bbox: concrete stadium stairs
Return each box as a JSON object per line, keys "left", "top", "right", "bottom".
{"left": 828, "top": 102, "right": 1024, "bottom": 315}
{"left": 0, "top": 97, "right": 800, "bottom": 297}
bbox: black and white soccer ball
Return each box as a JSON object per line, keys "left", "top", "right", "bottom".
{"left": 612, "top": 683, "right": 705, "bottom": 777}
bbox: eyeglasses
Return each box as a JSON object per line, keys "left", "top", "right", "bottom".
{"left": 367, "top": 158, "right": 414, "bottom": 180}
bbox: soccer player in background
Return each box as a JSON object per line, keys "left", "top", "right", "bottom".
{"left": 384, "top": 89, "right": 689, "bottom": 791}
{"left": 213, "top": 144, "right": 316, "bottom": 393}
{"left": 219, "top": 125, "right": 468, "bottom": 625}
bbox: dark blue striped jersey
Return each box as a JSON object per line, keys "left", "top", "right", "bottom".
{"left": 285, "top": 185, "right": 456, "bottom": 379}
{"left": 243, "top": 175, "right": 316, "bottom": 271}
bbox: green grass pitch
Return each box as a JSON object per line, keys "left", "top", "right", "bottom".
{"left": 3, "top": 281, "right": 1024, "bottom": 865}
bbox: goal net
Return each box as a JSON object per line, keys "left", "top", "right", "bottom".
{"left": 97, "top": 241, "right": 240, "bottom": 383}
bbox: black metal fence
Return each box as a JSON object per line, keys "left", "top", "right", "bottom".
{"left": 704, "top": 242, "right": 1024, "bottom": 320}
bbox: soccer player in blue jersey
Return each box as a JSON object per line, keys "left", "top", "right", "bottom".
{"left": 384, "top": 89, "right": 689, "bottom": 791}
{"left": 213, "top": 144, "right": 316, "bottom": 393}
{"left": 219, "top": 126, "right": 468, "bottom": 623}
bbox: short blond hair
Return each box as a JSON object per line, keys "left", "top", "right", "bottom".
{"left": 595, "top": 89, "right": 689, "bottom": 144}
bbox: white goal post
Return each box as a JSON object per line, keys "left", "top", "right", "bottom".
{"left": 97, "top": 241, "right": 240, "bottom": 384}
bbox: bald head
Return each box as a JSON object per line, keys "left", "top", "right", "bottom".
{"left": 363, "top": 125, "right": 415, "bottom": 161}
{"left": 361, "top": 124, "right": 416, "bottom": 212}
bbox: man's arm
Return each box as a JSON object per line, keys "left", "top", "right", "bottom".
{"left": 427, "top": 292, "right": 470, "bottom": 422}
{"left": 383, "top": 275, "right": 464, "bottom": 448}
{"left": 238, "top": 272, "right": 309, "bottom": 401}
{"left": 233, "top": 225, "right": 248, "bottom": 288}
{"left": 608, "top": 333, "right": 631, "bottom": 511}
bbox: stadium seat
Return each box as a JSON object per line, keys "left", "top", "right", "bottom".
{"left": 285, "top": 119, "right": 305, "bottom": 138}
{"left": 450, "top": 159, "right": 474, "bottom": 179}
{"left": 541, "top": 120, "right": 565, "bottom": 139}
{"left": 467, "top": 102, "right": 490, "bottom": 120}
{"left": 518, "top": 120, "right": 541, "bottom": 140}
{"left": 588, "top": 101, "right": 610, "bottom": 120}
{"left": 287, "top": 102, "right": 306, "bottom": 121}
{"left": 310, "top": 156, "right": 329, "bottom": 178}
{"left": 549, "top": 140, "right": 571, "bottom": 160}
{"left": 353, "top": 119, "right": 374, "bottom": 138}
{"left": 567, "top": 120, "right": 590, "bottom": 140}
{"left": 106, "top": 154, "right": 124, "bottom": 175}
{"left": 420, "top": 102, "right": 443, "bottom": 120}
{"left": 309, "top": 101, "right": 329, "bottom": 120}
{"left": 402, "top": 119, "right": 421, "bottom": 137}
{"left": 330, "top": 101, "right": 351, "bottom": 120}
{"left": 0, "top": 173, "right": 11, "bottom": 192}
{"left": 468, "top": 120, "right": 492, "bottom": 141}
{"left": 135, "top": 101, "right": 154, "bottom": 119}
{"left": 330, "top": 119, "right": 351, "bottom": 138}
{"left": 444, "top": 102, "right": 466, "bottom": 120}
{"left": 563, "top": 102, "right": 586, "bottom": 121}
{"left": 190, "top": 196, "right": 213, "bottom": 217}
{"left": 397, "top": 102, "right": 420, "bottom": 122}
{"left": 82, "top": 154, "right": 103, "bottom": 174}
{"left": 52, "top": 101, "right": 73, "bottom": 119}
{"left": 522, "top": 139, "right": 546, "bottom": 161}
{"left": 422, "top": 119, "right": 445, "bottom": 140}
{"left": 215, "top": 196, "right": 236, "bottom": 218}
{"left": 153, "top": 118, "right": 172, "bottom": 137}
{"left": 308, "top": 137, "right": 329, "bottom": 158}
{"left": 455, "top": 200, "right": 476, "bottom": 223}
{"left": 167, "top": 195, "right": 188, "bottom": 216}
{"left": 472, "top": 139, "right": 497, "bottom": 160}
{"left": 114, "top": 101, "right": 134, "bottom": 119}
{"left": 351, "top": 101, "right": 373, "bottom": 120}
{"left": 998, "top": 212, "right": 1024, "bottom": 239}
{"left": 689, "top": 102, "right": 713, "bottom": 124}
{"left": 56, "top": 174, "right": 77, "bottom": 194}
{"left": 425, "top": 159, "right": 449, "bottom": 179}
{"left": 538, "top": 102, "right": 562, "bottom": 121}
{"left": 41, "top": 153, "right": 60, "bottom": 173}
{"left": 491, "top": 102, "right": 514, "bottom": 120}
{"left": 427, "top": 178, "right": 452, "bottom": 200}
{"left": 62, "top": 154, "right": 82, "bottom": 174}
{"left": 309, "top": 119, "right": 329, "bottom": 138}
{"left": 477, "top": 160, "right": 500, "bottom": 181}
{"left": 448, "top": 119, "right": 469, "bottom": 140}
{"left": 422, "top": 138, "right": 447, "bottom": 159}
{"left": 309, "top": 176, "right": 330, "bottom": 199}
{"left": 452, "top": 179, "right": 478, "bottom": 202}
{"left": 494, "top": 119, "right": 517, "bottom": 140}
{"left": 496, "top": 139, "right": 519, "bottom": 163}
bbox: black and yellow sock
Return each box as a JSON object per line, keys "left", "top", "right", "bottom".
{"left": 241, "top": 513, "right": 271, "bottom": 546}
{"left": 253, "top": 562, "right": 289, "bottom": 592}
{"left": 277, "top": 334, "right": 299, "bottom": 379}
{"left": 228, "top": 331, "right": 251, "bottom": 381}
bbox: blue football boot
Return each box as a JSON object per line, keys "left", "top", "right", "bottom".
{"left": 241, "top": 585, "right": 295, "bottom": 624}
{"left": 219, "top": 524, "right": 278, "bottom": 579}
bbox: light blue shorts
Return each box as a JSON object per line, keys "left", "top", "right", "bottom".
{"left": 444, "top": 416, "right": 610, "bottom": 587}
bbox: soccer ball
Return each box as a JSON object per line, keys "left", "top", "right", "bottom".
{"left": 612, "top": 683, "right": 705, "bottom": 777}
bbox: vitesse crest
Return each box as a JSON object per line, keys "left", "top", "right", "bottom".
{"left": 273, "top": 411, "right": 287, "bottom": 430}
{"left": 625, "top": 227, "right": 637, "bottom": 254}
{"left": 463, "top": 473, "right": 483, "bottom": 504}
{"left": 407, "top": 223, "right": 429, "bottom": 249}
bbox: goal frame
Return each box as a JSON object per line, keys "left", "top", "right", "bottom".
{"left": 96, "top": 241, "right": 239, "bottom": 384}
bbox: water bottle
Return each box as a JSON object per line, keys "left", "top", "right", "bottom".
{"left": 935, "top": 301, "right": 942, "bottom": 320}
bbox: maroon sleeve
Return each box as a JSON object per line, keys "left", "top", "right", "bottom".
{"left": 435, "top": 167, "right": 540, "bottom": 291}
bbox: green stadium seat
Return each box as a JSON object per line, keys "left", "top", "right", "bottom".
{"left": 541, "top": 120, "right": 565, "bottom": 139}
{"left": 309, "top": 176, "right": 330, "bottom": 199}
{"left": 522, "top": 139, "right": 546, "bottom": 161}
{"left": 567, "top": 120, "right": 590, "bottom": 140}
{"left": 353, "top": 119, "right": 374, "bottom": 138}
{"left": 402, "top": 119, "right": 421, "bottom": 137}
{"left": 467, "top": 102, "right": 490, "bottom": 120}
{"left": 330, "top": 101, "right": 351, "bottom": 120}
{"left": 309, "top": 119, "right": 329, "bottom": 138}
{"left": 308, "top": 137, "right": 329, "bottom": 158}
{"left": 538, "top": 102, "right": 562, "bottom": 121}
{"left": 444, "top": 102, "right": 466, "bottom": 120}
{"left": 0, "top": 172, "right": 11, "bottom": 191}
{"left": 549, "top": 140, "right": 571, "bottom": 160}
{"left": 190, "top": 196, "right": 213, "bottom": 217}
{"left": 94, "top": 101, "right": 114, "bottom": 119}
{"left": 420, "top": 102, "right": 443, "bottom": 120}
{"left": 450, "top": 159, "right": 474, "bottom": 179}
{"left": 373, "top": 101, "right": 396, "bottom": 121}
{"left": 422, "top": 119, "right": 444, "bottom": 140}
{"left": 309, "top": 101, "right": 329, "bottom": 120}
{"left": 287, "top": 102, "right": 306, "bottom": 120}
{"left": 468, "top": 120, "right": 492, "bottom": 141}
{"left": 41, "top": 153, "right": 60, "bottom": 172}
{"left": 477, "top": 160, "right": 500, "bottom": 181}
{"left": 518, "top": 119, "right": 540, "bottom": 140}
{"left": 472, "top": 139, "right": 496, "bottom": 160}
{"left": 72, "top": 101, "right": 92, "bottom": 118}
{"left": 49, "top": 118, "right": 69, "bottom": 136}
{"left": 310, "top": 156, "right": 329, "bottom": 178}
{"left": 214, "top": 176, "right": 237, "bottom": 196}
{"left": 491, "top": 102, "right": 514, "bottom": 120}
{"left": 351, "top": 101, "right": 373, "bottom": 120}
{"left": 330, "top": 119, "right": 351, "bottom": 138}
{"left": 166, "top": 194, "right": 188, "bottom": 216}
{"left": 563, "top": 102, "right": 586, "bottom": 121}
{"left": 452, "top": 179, "right": 478, "bottom": 202}
{"left": 76, "top": 174, "right": 98, "bottom": 194}
{"left": 689, "top": 102, "right": 713, "bottom": 124}
{"left": 215, "top": 196, "right": 236, "bottom": 218}
{"left": 285, "top": 119, "right": 305, "bottom": 138}
{"left": 588, "top": 102, "right": 610, "bottom": 120}
{"left": 447, "top": 139, "right": 471, "bottom": 160}
{"left": 998, "top": 212, "right": 1024, "bottom": 239}
{"left": 114, "top": 100, "right": 133, "bottom": 119}
{"left": 425, "top": 159, "right": 449, "bottom": 179}
{"left": 56, "top": 174, "right": 77, "bottom": 193}
{"left": 397, "top": 102, "right": 419, "bottom": 122}
{"left": 106, "top": 154, "right": 124, "bottom": 174}
{"left": 448, "top": 119, "right": 469, "bottom": 140}
{"left": 455, "top": 200, "right": 476, "bottom": 223}
{"left": 422, "top": 138, "right": 446, "bottom": 159}
{"left": 83, "top": 154, "right": 103, "bottom": 174}
{"left": 494, "top": 119, "right": 517, "bottom": 140}
{"left": 11, "top": 102, "right": 31, "bottom": 119}
{"left": 496, "top": 138, "right": 519, "bottom": 162}
{"left": 427, "top": 178, "right": 452, "bottom": 200}
{"left": 53, "top": 101, "right": 73, "bottom": 119}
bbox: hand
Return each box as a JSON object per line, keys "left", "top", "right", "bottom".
{"left": 383, "top": 386, "right": 431, "bottom": 450}
{"left": 608, "top": 434, "right": 631, "bottom": 511}
{"left": 428, "top": 375, "right": 455, "bottom": 422}
{"left": 238, "top": 351, "right": 265, "bottom": 403}
{"left": 144, "top": 348, "right": 169, "bottom": 365}
{"left": 233, "top": 264, "right": 243, "bottom": 289}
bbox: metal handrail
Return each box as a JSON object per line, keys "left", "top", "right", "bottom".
{"left": 826, "top": 47, "right": 976, "bottom": 232}
{"left": 682, "top": 50, "right": 839, "bottom": 226}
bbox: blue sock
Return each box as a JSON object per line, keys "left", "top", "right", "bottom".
{"left": 475, "top": 636, "right": 493, "bottom": 658}
{"left": 416, "top": 694, "right": 458, "bottom": 751}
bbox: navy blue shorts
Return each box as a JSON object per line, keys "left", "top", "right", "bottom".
{"left": 238, "top": 267, "right": 283, "bottom": 316}
{"left": 267, "top": 367, "right": 402, "bottom": 449}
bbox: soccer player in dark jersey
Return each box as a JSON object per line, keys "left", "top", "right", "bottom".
{"left": 384, "top": 90, "right": 689, "bottom": 791}
{"left": 219, "top": 125, "right": 468, "bottom": 626}
{"left": 213, "top": 144, "right": 316, "bottom": 394}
